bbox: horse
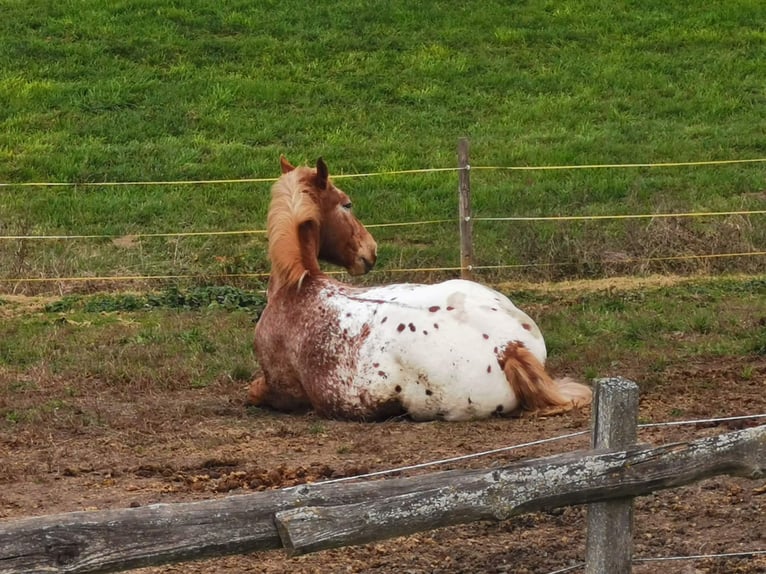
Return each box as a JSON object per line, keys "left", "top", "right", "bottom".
{"left": 248, "top": 157, "right": 592, "bottom": 421}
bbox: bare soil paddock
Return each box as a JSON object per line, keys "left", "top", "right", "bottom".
{"left": 2, "top": 358, "right": 765, "bottom": 573}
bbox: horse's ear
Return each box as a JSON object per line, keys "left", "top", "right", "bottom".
{"left": 315, "top": 157, "right": 329, "bottom": 188}
{"left": 280, "top": 155, "right": 295, "bottom": 174}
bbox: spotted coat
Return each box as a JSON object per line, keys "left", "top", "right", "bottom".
{"left": 254, "top": 278, "right": 547, "bottom": 421}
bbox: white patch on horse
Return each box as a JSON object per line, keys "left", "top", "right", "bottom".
{"left": 319, "top": 279, "right": 548, "bottom": 421}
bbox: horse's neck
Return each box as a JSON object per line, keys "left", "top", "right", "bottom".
{"left": 297, "top": 221, "right": 322, "bottom": 276}
{"left": 269, "top": 222, "right": 322, "bottom": 291}
{"left": 269, "top": 220, "right": 322, "bottom": 292}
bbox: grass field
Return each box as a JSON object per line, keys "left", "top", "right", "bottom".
{"left": 1, "top": 1, "right": 765, "bottom": 291}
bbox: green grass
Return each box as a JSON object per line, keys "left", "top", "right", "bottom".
{"left": 1, "top": 1, "right": 766, "bottom": 291}
{"left": 0, "top": 300, "right": 257, "bottom": 396}
{"left": 44, "top": 285, "right": 265, "bottom": 313}
{"left": 526, "top": 276, "right": 766, "bottom": 374}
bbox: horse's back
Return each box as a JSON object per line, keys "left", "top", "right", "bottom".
{"left": 352, "top": 279, "right": 546, "bottom": 359}
{"left": 333, "top": 280, "right": 548, "bottom": 420}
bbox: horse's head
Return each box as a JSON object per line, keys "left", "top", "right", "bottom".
{"left": 278, "top": 156, "right": 377, "bottom": 276}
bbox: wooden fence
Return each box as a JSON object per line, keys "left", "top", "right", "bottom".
{"left": 1, "top": 378, "right": 764, "bottom": 574}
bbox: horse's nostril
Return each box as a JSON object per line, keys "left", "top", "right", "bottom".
{"left": 363, "top": 257, "right": 375, "bottom": 273}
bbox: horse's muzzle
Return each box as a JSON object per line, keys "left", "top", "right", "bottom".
{"left": 362, "top": 256, "right": 375, "bottom": 273}
{"left": 348, "top": 234, "right": 377, "bottom": 275}
{"left": 348, "top": 254, "right": 376, "bottom": 276}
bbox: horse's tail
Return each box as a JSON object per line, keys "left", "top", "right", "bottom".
{"left": 500, "top": 342, "right": 592, "bottom": 415}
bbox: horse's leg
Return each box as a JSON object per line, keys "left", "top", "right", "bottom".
{"left": 246, "top": 375, "right": 269, "bottom": 406}
{"left": 246, "top": 371, "right": 313, "bottom": 412}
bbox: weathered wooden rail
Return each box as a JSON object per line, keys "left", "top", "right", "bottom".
{"left": 1, "top": 378, "right": 764, "bottom": 574}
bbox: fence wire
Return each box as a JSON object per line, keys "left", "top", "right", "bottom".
{"left": 2, "top": 250, "right": 764, "bottom": 284}
{"left": 2, "top": 156, "right": 766, "bottom": 188}
{"left": 2, "top": 208, "right": 766, "bottom": 241}
{"left": 307, "top": 412, "right": 766, "bottom": 486}
{"left": 2, "top": 159, "right": 764, "bottom": 284}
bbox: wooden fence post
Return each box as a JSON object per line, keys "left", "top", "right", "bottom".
{"left": 457, "top": 137, "right": 473, "bottom": 280}
{"left": 585, "top": 377, "right": 639, "bottom": 573}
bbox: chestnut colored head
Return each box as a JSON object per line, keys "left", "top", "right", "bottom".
{"left": 267, "top": 156, "right": 377, "bottom": 288}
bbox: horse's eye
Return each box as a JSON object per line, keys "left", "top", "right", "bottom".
{"left": 342, "top": 202, "right": 353, "bottom": 210}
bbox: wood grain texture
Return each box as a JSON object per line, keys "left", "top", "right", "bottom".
{"left": 276, "top": 423, "right": 764, "bottom": 555}
{"left": 585, "top": 378, "right": 639, "bottom": 574}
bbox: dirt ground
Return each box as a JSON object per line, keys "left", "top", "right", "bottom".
{"left": 1, "top": 348, "right": 765, "bottom": 574}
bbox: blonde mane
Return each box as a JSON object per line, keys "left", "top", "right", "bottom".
{"left": 267, "top": 167, "right": 322, "bottom": 290}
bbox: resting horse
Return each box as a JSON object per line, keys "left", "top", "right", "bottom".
{"left": 248, "top": 157, "right": 592, "bottom": 421}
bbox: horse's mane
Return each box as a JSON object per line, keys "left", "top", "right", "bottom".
{"left": 267, "top": 167, "right": 322, "bottom": 290}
